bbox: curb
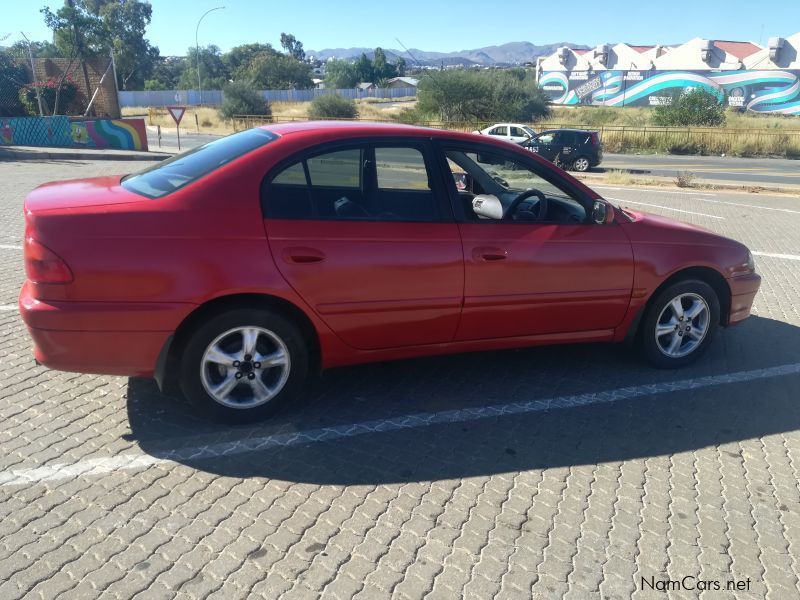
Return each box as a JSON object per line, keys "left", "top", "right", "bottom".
{"left": 0, "top": 148, "right": 172, "bottom": 162}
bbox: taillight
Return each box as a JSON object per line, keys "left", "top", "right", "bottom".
{"left": 24, "top": 238, "right": 73, "bottom": 284}
{"left": 591, "top": 132, "right": 600, "bottom": 146}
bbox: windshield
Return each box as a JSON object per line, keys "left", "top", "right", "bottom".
{"left": 121, "top": 128, "right": 277, "bottom": 198}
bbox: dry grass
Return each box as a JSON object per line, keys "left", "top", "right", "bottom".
{"left": 122, "top": 106, "right": 232, "bottom": 134}
{"left": 602, "top": 170, "right": 660, "bottom": 186}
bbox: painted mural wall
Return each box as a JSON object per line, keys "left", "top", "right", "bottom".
{"left": 540, "top": 70, "right": 800, "bottom": 115}
{"left": 0, "top": 116, "right": 148, "bottom": 151}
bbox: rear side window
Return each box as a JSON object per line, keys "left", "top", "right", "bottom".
{"left": 265, "top": 144, "right": 442, "bottom": 222}
{"left": 490, "top": 126, "right": 508, "bottom": 136}
{"left": 121, "top": 128, "right": 277, "bottom": 198}
{"left": 306, "top": 149, "right": 361, "bottom": 187}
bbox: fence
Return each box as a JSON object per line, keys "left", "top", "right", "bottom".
{"left": 230, "top": 115, "right": 800, "bottom": 158}
{"left": 118, "top": 87, "right": 417, "bottom": 108}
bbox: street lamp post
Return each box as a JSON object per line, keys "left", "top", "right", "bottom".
{"left": 196, "top": 6, "right": 224, "bottom": 106}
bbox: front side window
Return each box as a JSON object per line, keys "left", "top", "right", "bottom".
{"left": 265, "top": 144, "right": 441, "bottom": 222}
{"left": 535, "top": 133, "right": 556, "bottom": 145}
{"left": 122, "top": 128, "right": 276, "bottom": 198}
{"left": 509, "top": 127, "right": 528, "bottom": 138}
{"left": 375, "top": 147, "right": 430, "bottom": 191}
{"left": 443, "top": 147, "right": 587, "bottom": 224}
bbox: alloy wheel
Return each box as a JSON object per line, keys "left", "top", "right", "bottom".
{"left": 655, "top": 293, "right": 710, "bottom": 358}
{"left": 200, "top": 326, "right": 291, "bottom": 409}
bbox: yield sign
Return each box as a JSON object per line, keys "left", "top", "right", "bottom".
{"left": 167, "top": 106, "right": 186, "bottom": 125}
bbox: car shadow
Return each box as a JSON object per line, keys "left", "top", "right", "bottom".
{"left": 126, "top": 315, "right": 800, "bottom": 485}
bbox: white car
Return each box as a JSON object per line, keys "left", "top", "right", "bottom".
{"left": 475, "top": 123, "right": 536, "bottom": 145}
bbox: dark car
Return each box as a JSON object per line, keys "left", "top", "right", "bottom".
{"left": 523, "top": 129, "right": 602, "bottom": 172}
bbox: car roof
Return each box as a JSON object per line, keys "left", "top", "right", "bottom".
{"left": 262, "top": 120, "right": 515, "bottom": 145}
{"left": 540, "top": 128, "right": 596, "bottom": 134}
{"left": 482, "top": 122, "right": 531, "bottom": 128}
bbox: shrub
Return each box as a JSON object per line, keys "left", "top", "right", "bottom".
{"left": 308, "top": 94, "right": 358, "bottom": 119}
{"left": 675, "top": 171, "right": 696, "bottom": 187}
{"left": 417, "top": 70, "right": 550, "bottom": 123}
{"left": 18, "top": 76, "right": 78, "bottom": 116}
{"left": 652, "top": 89, "right": 726, "bottom": 127}
{"left": 218, "top": 81, "right": 271, "bottom": 120}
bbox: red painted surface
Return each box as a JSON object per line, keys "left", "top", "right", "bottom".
{"left": 18, "top": 122, "right": 760, "bottom": 378}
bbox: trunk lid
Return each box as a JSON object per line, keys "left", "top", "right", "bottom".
{"left": 24, "top": 175, "right": 145, "bottom": 213}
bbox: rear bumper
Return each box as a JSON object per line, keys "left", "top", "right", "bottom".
{"left": 727, "top": 272, "right": 761, "bottom": 325}
{"left": 19, "top": 281, "right": 192, "bottom": 377}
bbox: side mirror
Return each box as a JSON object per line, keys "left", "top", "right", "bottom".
{"left": 592, "top": 200, "right": 614, "bottom": 224}
{"left": 472, "top": 194, "right": 504, "bottom": 220}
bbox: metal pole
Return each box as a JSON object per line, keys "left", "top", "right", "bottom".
{"left": 195, "top": 6, "right": 225, "bottom": 107}
{"left": 20, "top": 32, "right": 44, "bottom": 116}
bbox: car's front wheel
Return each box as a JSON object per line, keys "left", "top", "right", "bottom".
{"left": 179, "top": 308, "right": 308, "bottom": 422}
{"left": 640, "top": 279, "right": 720, "bottom": 368}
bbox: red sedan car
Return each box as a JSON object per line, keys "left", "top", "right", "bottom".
{"left": 20, "top": 122, "right": 760, "bottom": 421}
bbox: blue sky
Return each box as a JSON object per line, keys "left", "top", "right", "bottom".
{"left": 2, "top": 0, "right": 799, "bottom": 56}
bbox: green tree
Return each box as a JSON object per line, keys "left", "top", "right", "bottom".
{"left": 0, "top": 50, "right": 29, "bottom": 116}
{"left": 324, "top": 59, "right": 359, "bottom": 88}
{"left": 373, "top": 47, "right": 399, "bottom": 81}
{"left": 179, "top": 45, "right": 228, "bottom": 90}
{"left": 218, "top": 80, "right": 271, "bottom": 119}
{"left": 40, "top": 1, "right": 108, "bottom": 114}
{"left": 246, "top": 53, "right": 312, "bottom": 89}
{"left": 308, "top": 94, "right": 358, "bottom": 119}
{"left": 224, "top": 43, "right": 276, "bottom": 80}
{"left": 280, "top": 33, "right": 305, "bottom": 61}
{"left": 41, "top": 2, "right": 106, "bottom": 59}
{"left": 354, "top": 53, "right": 374, "bottom": 83}
{"left": 80, "top": 0, "right": 161, "bottom": 90}
{"left": 146, "top": 55, "right": 185, "bottom": 90}
{"left": 6, "top": 40, "right": 59, "bottom": 60}
{"left": 652, "top": 89, "right": 726, "bottom": 127}
{"left": 417, "top": 70, "right": 550, "bottom": 122}
{"left": 395, "top": 57, "right": 407, "bottom": 77}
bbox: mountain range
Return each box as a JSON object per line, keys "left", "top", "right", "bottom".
{"left": 307, "top": 42, "right": 589, "bottom": 66}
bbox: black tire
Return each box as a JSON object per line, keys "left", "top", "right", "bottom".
{"left": 639, "top": 279, "right": 720, "bottom": 369}
{"left": 179, "top": 308, "right": 309, "bottom": 423}
{"left": 572, "top": 156, "right": 591, "bottom": 172}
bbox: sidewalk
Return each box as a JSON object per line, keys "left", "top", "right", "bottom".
{"left": 0, "top": 145, "right": 172, "bottom": 162}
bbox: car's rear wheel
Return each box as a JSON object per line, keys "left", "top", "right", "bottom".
{"left": 572, "top": 156, "right": 591, "bottom": 172}
{"left": 179, "top": 308, "right": 308, "bottom": 422}
{"left": 639, "top": 279, "right": 720, "bottom": 368}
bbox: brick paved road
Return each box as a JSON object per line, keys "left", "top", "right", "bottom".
{"left": 1, "top": 159, "right": 799, "bottom": 599}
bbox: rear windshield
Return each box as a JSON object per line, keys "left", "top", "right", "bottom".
{"left": 121, "top": 128, "right": 277, "bottom": 198}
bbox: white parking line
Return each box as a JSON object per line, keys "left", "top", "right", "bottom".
{"left": 753, "top": 251, "right": 800, "bottom": 261}
{"left": 2, "top": 361, "right": 799, "bottom": 487}
{"left": 607, "top": 198, "right": 724, "bottom": 219}
{"left": 0, "top": 244, "right": 22, "bottom": 250}
{"left": 696, "top": 198, "right": 800, "bottom": 215}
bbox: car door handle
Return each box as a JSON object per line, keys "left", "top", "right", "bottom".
{"left": 473, "top": 247, "right": 507, "bottom": 261}
{"left": 283, "top": 247, "right": 325, "bottom": 264}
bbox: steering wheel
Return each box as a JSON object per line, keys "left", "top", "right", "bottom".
{"left": 504, "top": 189, "right": 548, "bottom": 221}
